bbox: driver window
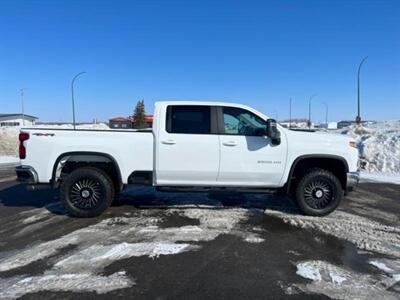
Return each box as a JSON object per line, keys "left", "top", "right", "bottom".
{"left": 222, "top": 107, "right": 266, "bottom": 136}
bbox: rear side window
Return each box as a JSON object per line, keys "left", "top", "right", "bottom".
{"left": 166, "top": 105, "right": 211, "bottom": 134}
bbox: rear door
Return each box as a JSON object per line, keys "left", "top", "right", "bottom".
{"left": 217, "top": 106, "right": 287, "bottom": 186}
{"left": 155, "top": 105, "right": 220, "bottom": 185}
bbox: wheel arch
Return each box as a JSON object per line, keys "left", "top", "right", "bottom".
{"left": 285, "top": 154, "right": 349, "bottom": 194}
{"left": 51, "top": 151, "right": 123, "bottom": 190}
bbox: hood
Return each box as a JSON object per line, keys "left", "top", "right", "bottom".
{"left": 284, "top": 128, "right": 354, "bottom": 146}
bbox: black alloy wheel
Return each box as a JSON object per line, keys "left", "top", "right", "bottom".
{"left": 60, "top": 167, "right": 114, "bottom": 217}
{"left": 295, "top": 168, "right": 343, "bottom": 216}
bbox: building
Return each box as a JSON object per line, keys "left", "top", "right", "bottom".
{"left": 0, "top": 114, "right": 38, "bottom": 127}
{"left": 109, "top": 117, "right": 132, "bottom": 129}
{"left": 109, "top": 115, "right": 153, "bottom": 129}
{"left": 143, "top": 115, "right": 153, "bottom": 127}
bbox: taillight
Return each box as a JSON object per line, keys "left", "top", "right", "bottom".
{"left": 19, "top": 132, "right": 30, "bottom": 159}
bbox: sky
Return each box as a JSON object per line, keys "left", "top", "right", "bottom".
{"left": 0, "top": 0, "right": 399, "bottom": 123}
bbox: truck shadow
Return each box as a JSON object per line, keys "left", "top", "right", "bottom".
{"left": 116, "top": 186, "right": 300, "bottom": 213}
{"left": 0, "top": 182, "right": 64, "bottom": 215}
{"left": 0, "top": 183, "right": 301, "bottom": 216}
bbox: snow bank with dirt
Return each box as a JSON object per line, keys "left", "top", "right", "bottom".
{"left": 339, "top": 121, "right": 400, "bottom": 175}
{"left": 0, "top": 127, "right": 19, "bottom": 157}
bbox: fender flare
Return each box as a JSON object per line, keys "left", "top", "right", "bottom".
{"left": 51, "top": 151, "right": 123, "bottom": 186}
{"left": 285, "top": 154, "right": 349, "bottom": 193}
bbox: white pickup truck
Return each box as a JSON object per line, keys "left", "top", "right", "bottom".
{"left": 16, "top": 101, "right": 359, "bottom": 217}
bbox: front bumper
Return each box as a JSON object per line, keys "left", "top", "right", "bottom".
{"left": 16, "top": 166, "right": 38, "bottom": 184}
{"left": 346, "top": 170, "right": 360, "bottom": 192}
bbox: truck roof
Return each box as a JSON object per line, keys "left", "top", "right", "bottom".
{"left": 155, "top": 100, "right": 246, "bottom": 107}
{"left": 154, "top": 101, "right": 270, "bottom": 120}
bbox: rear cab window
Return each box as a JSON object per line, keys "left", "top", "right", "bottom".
{"left": 166, "top": 105, "right": 212, "bottom": 134}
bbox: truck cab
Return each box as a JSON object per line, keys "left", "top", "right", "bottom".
{"left": 153, "top": 102, "right": 287, "bottom": 187}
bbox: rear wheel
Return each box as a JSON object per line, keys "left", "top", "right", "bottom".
{"left": 295, "top": 168, "right": 342, "bottom": 216}
{"left": 60, "top": 167, "right": 114, "bottom": 217}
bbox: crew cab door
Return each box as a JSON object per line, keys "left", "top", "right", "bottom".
{"left": 155, "top": 105, "right": 220, "bottom": 185}
{"left": 217, "top": 106, "right": 287, "bottom": 186}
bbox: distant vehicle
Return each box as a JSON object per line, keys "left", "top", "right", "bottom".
{"left": 337, "top": 121, "right": 354, "bottom": 129}
{"left": 338, "top": 120, "right": 376, "bottom": 129}
{"left": 16, "top": 101, "right": 359, "bottom": 217}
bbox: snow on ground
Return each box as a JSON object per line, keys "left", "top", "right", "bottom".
{"left": 0, "top": 156, "right": 19, "bottom": 165}
{"left": 264, "top": 209, "right": 400, "bottom": 258}
{"left": 0, "top": 207, "right": 264, "bottom": 298}
{"left": 360, "top": 172, "right": 400, "bottom": 185}
{"left": 292, "top": 260, "right": 399, "bottom": 300}
{"left": 265, "top": 208, "right": 400, "bottom": 299}
{"left": 0, "top": 272, "right": 134, "bottom": 298}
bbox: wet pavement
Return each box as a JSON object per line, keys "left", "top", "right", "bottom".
{"left": 0, "top": 168, "right": 399, "bottom": 299}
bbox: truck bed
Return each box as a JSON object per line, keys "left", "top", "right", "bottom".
{"left": 20, "top": 128, "right": 154, "bottom": 184}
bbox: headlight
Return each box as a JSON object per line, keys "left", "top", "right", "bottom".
{"left": 348, "top": 141, "right": 357, "bottom": 149}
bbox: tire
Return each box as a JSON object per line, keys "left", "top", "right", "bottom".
{"left": 294, "top": 168, "right": 343, "bottom": 216}
{"left": 60, "top": 167, "right": 115, "bottom": 218}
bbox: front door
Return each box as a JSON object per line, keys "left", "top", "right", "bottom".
{"left": 217, "top": 106, "right": 287, "bottom": 186}
{"left": 155, "top": 105, "right": 220, "bottom": 186}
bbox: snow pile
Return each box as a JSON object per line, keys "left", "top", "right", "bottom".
{"left": 0, "top": 127, "right": 19, "bottom": 157}
{"left": 0, "top": 123, "right": 110, "bottom": 157}
{"left": 33, "top": 123, "right": 111, "bottom": 130}
{"left": 340, "top": 121, "right": 400, "bottom": 175}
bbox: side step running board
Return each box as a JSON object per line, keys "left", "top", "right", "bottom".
{"left": 155, "top": 186, "right": 279, "bottom": 194}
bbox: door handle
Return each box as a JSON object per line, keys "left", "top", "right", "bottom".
{"left": 222, "top": 141, "right": 238, "bottom": 146}
{"left": 162, "top": 139, "right": 176, "bottom": 145}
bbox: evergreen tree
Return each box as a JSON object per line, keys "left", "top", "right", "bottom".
{"left": 133, "top": 100, "right": 147, "bottom": 129}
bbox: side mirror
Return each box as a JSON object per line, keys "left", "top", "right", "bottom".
{"left": 266, "top": 119, "right": 281, "bottom": 145}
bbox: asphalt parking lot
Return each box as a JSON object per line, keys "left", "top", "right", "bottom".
{"left": 0, "top": 168, "right": 399, "bottom": 299}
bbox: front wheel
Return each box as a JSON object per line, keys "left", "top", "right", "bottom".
{"left": 295, "top": 169, "right": 343, "bottom": 216}
{"left": 60, "top": 167, "right": 115, "bottom": 217}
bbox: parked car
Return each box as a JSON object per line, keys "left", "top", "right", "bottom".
{"left": 16, "top": 101, "right": 359, "bottom": 217}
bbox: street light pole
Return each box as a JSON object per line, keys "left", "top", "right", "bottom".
{"left": 71, "top": 72, "right": 86, "bottom": 130}
{"left": 20, "top": 89, "right": 25, "bottom": 126}
{"left": 322, "top": 102, "right": 328, "bottom": 127}
{"left": 289, "top": 98, "right": 292, "bottom": 129}
{"left": 308, "top": 94, "right": 317, "bottom": 129}
{"left": 356, "top": 56, "right": 368, "bottom": 125}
